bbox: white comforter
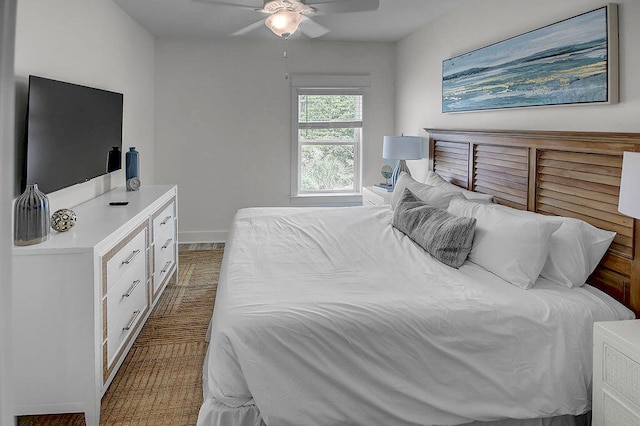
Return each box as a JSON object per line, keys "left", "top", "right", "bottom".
{"left": 198, "top": 206, "right": 634, "bottom": 426}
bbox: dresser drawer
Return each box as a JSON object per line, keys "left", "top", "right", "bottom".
{"left": 152, "top": 199, "right": 176, "bottom": 297}
{"left": 603, "top": 343, "right": 640, "bottom": 411}
{"left": 362, "top": 186, "right": 391, "bottom": 206}
{"left": 603, "top": 390, "right": 640, "bottom": 426}
{"left": 155, "top": 225, "right": 175, "bottom": 258}
{"left": 362, "top": 191, "right": 380, "bottom": 205}
{"left": 153, "top": 201, "right": 175, "bottom": 243}
{"left": 106, "top": 254, "right": 147, "bottom": 366}
{"left": 105, "top": 228, "right": 146, "bottom": 293}
{"left": 154, "top": 236, "right": 175, "bottom": 292}
{"left": 593, "top": 320, "right": 640, "bottom": 426}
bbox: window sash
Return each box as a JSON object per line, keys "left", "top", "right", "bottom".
{"left": 298, "top": 124, "right": 360, "bottom": 194}
{"left": 298, "top": 140, "right": 359, "bottom": 194}
{"left": 298, "top": 94, "right": 362, "bottom": 127}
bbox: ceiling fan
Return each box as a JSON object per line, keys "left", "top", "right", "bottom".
{"left": 195, "top": 0, "right": 381, "bottom": 38}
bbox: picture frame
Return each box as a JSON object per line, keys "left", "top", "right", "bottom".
{"left": 442, "top": 4, "right": 618, "bottom": 113}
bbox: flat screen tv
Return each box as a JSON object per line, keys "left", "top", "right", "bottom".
{"left": 23, "top": 75, "right": 124, "bottom": 194}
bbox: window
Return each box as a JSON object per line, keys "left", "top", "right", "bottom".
{"left": 291, "top": 75, "right": 369, "bottom": 203}
{"left": 297, "top": 91, "right": 362, "bottom": 192}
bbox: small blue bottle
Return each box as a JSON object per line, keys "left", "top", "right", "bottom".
{"left": 126, "top": 147, "right": 139, "bottom": 180}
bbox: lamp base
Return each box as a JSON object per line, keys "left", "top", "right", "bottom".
{"left": 391, "top": 160, "right": 411, "bottom": 189}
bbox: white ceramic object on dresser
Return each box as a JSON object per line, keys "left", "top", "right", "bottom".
{"left": 12, "top": 185, "right": 178, "bottom": 425}
{"left": 593, "top": 320, "right": 640, "bottom": 426}
{"left": 362, "top": 186, "right": 392, "bottom": 206}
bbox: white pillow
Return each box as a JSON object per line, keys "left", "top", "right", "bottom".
{"left": 391, "top": 172, "right": 463, "bottom": 210}
{"left": 475, "top": 203, "right": 616, "bottom": 288}
{"left": 424, "top": 171, "right": 494, "bottom": 203}
{"left": 539, "top": 217, "right": 615, "bottom": 288}
{"left": 447, "top": 198, "right": 560, "bottom": 289}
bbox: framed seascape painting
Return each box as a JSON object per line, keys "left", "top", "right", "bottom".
{"left": 442, "top": 4, "right": 618, "bottom": 113}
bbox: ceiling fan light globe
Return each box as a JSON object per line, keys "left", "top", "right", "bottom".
{"left": 265, "top": 10, "right": 302, "bottom": 37}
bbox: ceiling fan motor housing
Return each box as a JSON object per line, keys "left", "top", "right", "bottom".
{"left": 263, "top": 0, "right": 315, "bottom": 15}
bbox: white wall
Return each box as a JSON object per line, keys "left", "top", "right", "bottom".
{"left": 0, "top": 1, "right": 16, "bottom": 423}
{"left": 396, "top": 0, "right": 640, "bottom": 140}
{"left": 13, "top": 0, "right": 155, "bottom": 212}
{"left": 155, "top": 39, "right": 395, "bottom": 242}
{"left": 17, "top": 0, "right": 638, "bottom": 247}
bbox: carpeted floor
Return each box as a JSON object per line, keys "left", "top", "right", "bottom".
{"left": 17, "top": 248, "right": 222, "bottom": 426}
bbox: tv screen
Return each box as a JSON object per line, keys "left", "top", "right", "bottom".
{"left": 23, "top": 75, "right": 124, "bottom": 194}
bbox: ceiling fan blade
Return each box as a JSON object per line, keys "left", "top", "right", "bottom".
{"left": 307, "top": 0, "right": 380, "bottom": 15}
{"left": 192, "top": 0, "right": 263, "bottom": 11}
{"left": 231, "top": 19, "right": 266, "bottom": 36}
{"left": 299, "top": 17, "right": 329, "bottom": 38}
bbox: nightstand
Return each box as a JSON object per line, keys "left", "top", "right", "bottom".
{"left": 362, "top": 186, "right": 392, "bottom": 206}
{"left": 593, "top": 320, "right": 640, "bottom": 426}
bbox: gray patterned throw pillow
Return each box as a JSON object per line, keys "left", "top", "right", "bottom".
{"left": 392, "top": 188, "right": 477, "bottom": 268}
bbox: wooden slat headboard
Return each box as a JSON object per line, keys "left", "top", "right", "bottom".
{"left": 426, "top": 128, "right": 640, "bottom": 316}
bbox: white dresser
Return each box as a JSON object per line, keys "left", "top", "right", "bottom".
{"left": 12, "top": 185, "right": 178, "bottom": 425}
{"left": 593, "top": 320, "right": 640, "bottom": 426}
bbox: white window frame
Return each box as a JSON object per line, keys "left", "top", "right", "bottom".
{"left": 290, "top": 75, "right": 370, "bottom": 205}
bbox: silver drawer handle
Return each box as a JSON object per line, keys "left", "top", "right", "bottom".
{"left": 162, "top": 238, "right": 173, "bottom": 249}
{"left": 161, "top": 260, "right": 172, "bottom": 274}
{"left": 123, "top": 310, "right": 141, "bottom": 331}
{"left": 121, "top": 249, "right": 141, "bottom": 265}
{"left": 122, "top": 279, "right": 142, "bottom": 298}
{"left": 160, "top": 215, "right": 172, "bottom": 225}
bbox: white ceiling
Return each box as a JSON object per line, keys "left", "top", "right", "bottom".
{"left": 113, "top": 0, "right": 462, "bottom": 42}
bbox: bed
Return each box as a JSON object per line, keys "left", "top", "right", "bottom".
{"left": 197, "top": 129, "right": 640, "bottom": 426}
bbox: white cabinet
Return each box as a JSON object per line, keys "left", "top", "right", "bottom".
{"left": 12, "top": 185, "right": 178, "bottom": 425}
{"left": 362, "top": 186, "right": 392, "bottom": 206}
{"left": 593, "top": 320, "right": 640, "bottom": 426}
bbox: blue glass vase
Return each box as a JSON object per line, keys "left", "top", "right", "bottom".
{"left": 125, "top": 147, "right": 139, "bottom": 180}
{"left": 14, "top": 183, "right": 50, "bottom": 246}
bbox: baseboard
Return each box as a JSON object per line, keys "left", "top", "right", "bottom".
{"left": 15, "top": 401, "right": 86, "bottom": 417}
{"left": 178, "top": 230, "right": 227, "bottom": 244}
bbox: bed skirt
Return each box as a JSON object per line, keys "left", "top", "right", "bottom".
{"left": 197, "top": 397, "right": 589, "bottom": 426}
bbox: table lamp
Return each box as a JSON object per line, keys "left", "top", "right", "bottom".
{"left": 382, "top": 136, "right": 424, "bottom": 188}
{"left": 619, "top": 151, "right": 640, "bottom": 219}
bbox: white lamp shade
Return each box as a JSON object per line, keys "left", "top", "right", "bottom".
{"left": 265, "top": 10, "right": 303, "bottom": 37}
{"left": 382, "top": 136, "right": 423, "bottom": 160}
{"left": 618, "top": 151, "right": 640, "bottom": 219}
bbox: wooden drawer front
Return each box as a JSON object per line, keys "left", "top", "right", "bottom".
{"left": 106, "top": 253, "right": 147, "bottom": 366}
{"left": 106, "top": 229, "right": 146, "bottom": 293}
{"left": 153, "top": 201, "right": 175, "bottom": 244}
